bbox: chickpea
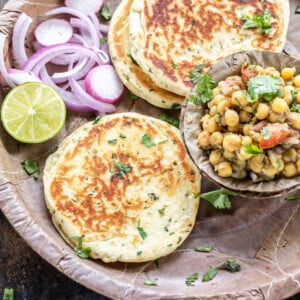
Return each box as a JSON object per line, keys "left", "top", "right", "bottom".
{"left": 268, "top": 111, "right": 283, "bottom": 123}
{"left": 223, "top": 149, "right": 236, "bottom": 160}
{"left": 212, "top": 87, "right": 221, "bottom": 97}
{"left": 223, "top": 134, "right": 242, "bottom": 152}
{"left": 281, "top": 67, "right": 296, "bottom": 81}
{"left": 282, "top": 162, "right": 297, "bottom": 177}
{"left": 271, "top": 97, "right": 289, "bottom": 113}
{"left": 209, "top": 150, "right": 222, "bottom": 165}
{"left": 212, "top": 94, "right": 226, "bottom": 105}
{"left": 243, "top": 124, "right": 253, "bottom": 136}
{"left": 248, "top": 155, "right": 265, "bottom": 173}
{"left": 262, "top": 163, "right": 278, "bottom": 178}
{"left": 231, "top": 90, "right": 248, "bottom": 107}
{"left": 242, "top": 136, "right": 252, "bottom": 145}
{"left": 296, "top": 158, "right": 300, "bottom": 172}
{"left": 217, "top": 161, "right": 232, "bottom": 177}
{"left": 263, "top": 67, "right": 280, "bottom": 77}
{"left": 239, "top": 110, "right": 251, "bottom": 123}
{"left": 283, "top": 85, "right": 294, "bottom": 105}
{"left": 283, "top": 148, "right": 298, "bottom": 162}
{"left": 217, "top": 99, "right": 231, "bottom": 114}
{"left": 256, "top": 103, "right": 270, "bottom": 120}
{"left": 287, "top": 112, "right": 300, "bottom": 130}
{"left": 296, "top": 91, "right": 300, "bottom": 104}
{"left": 202, "top": 116, "right": 220, "bottom": 133}
{"left": 293, "top": 75, "right": 300, "bottom": 88}
{"left": 268, "top": 150, "right": 284, "bottom": 172}
{"left": 210, "top": 132, "right": 223, "bottom": 148}
{"left": 225, "top": 109, "right": 239, "bottom": 127}
{"left": 209, "top": 105, "right": 218, "bottom": 116}
{"left": 198, "top": 131, "right": 210, "bottom": 148}
{"left": 227, "top": 124, "right": 241, "bottom": 133}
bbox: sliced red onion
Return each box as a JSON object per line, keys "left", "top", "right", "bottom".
{"left": 39, "top": 68, "right": 94, "bottom": 112}
{"left": 34, "top": 18, "right": 73, "bottom": 46}
{"left": 46, "top": 7, "right": 100, "bottom": 49}
{"left": 68, "top": 74, "right": 116, "bottom": 113}
{"left": 12, "top": 13, "right": 32, "bottom": 67}
{"left": 22, "top": 43, "right": 107, "bottom": 75}
{"left": 88, "top": 13, "right": 101, "bottom": 40}
{"left": 8, "top": 68, "right": 41, "bottom": 85}
{"left": 52, "top": 57, "right": 88, "bottom": 79}
{"left": 65, "top": 0, "right": 104, "bottom": 14}
{"left": 0, "top": 34, "right": 15, "bottom": 87}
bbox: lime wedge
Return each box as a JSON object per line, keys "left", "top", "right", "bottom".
{"left": 1, "top": 82, "right": 66, "bottom": 143}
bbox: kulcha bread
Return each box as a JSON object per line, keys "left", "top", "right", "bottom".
{"left": 128, "top": 0, "right": 290, "bottom": 96}
{"left": 108, "top": 0, "right": 184, "bottom": 109}
{"left": 43, "top": 113, "right": 201, "bottom": 263}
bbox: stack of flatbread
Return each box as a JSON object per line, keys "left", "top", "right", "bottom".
{"left": 108, "top": 0, "right": 289, "bottom": 108}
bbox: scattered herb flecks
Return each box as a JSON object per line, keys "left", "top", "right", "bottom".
{"left": 158, "top": 112, "right": 180, "bottom": 128}
{"left": 100, "top": 3, "right": 112, "bottom": 20}
{"left": 194, "top": 246, "right": 213, "bottom": 253}
{"left": 144, "top": 277, "right": 157, "bottom": 286}
{"left": 148, "top": 192, "right": 159, "bottom": 201}
{"left": 92, "top": 115, "right": 102, "bottom": 125}
{"left": 243, "top": 144, "right": 263, "bottom": 155}
{"left": 137, "top": 219, "right": 147, "bottom": 240}
{"left": 142, "top": 134, "right": 156, "bottom": 148}
{"left": 21, "top": 159, "right": 39, "bottom": 179}
{"left": 71, "top": 235, "right": 91, "bottom": 259}
{"left": 112, "top": 160, "right": 132, "bottom": 179}
{"left": 185, "top": 272, "right": 199, "bottom": 286}
{"left": 3, "top": 288, "right": 14, "bottom": 300}
{"left": 202, "top": 266, "right": 218, "bottom": 282}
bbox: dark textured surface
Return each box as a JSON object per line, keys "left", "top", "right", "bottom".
{"left": 0, "top": 211, "right": 111, "bottom": 300}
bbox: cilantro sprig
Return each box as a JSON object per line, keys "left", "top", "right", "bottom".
{"left": 189, "top": 64, "right": 205, "bottom": 83}
{"left": 195, "top": 74, "right": 217, "bottom": 103}
{"left": 247, "top": 75, "right": 282, "bottom": 102}
{"left": 137, "top": 219, "right": 147, "bottom": 240}
{"left": 21, "top": 159, "right": 39, "bottom": 179}
{"left": 100, "top": 3, "right": 112, "bottom": 21}
{"left": 202, "top": 257, "right": 241, "bottom": 282}
{"left": 2, "top": 288, "right": 14, "bottom": 300}
{"left": 195, "top": 188, "right": 236, "bottom": 209}
{"left": 71, "top": 235, "right": 91, "bottom": 259}
{"left": 185, "top": 272, "right": 199, "bottom": 286}
{"left": 142, "top": 134, "right": 156, "bottom": 148}
{"left": 158, "top": 112, "right": 180, "bottom": 128}
{"left": 242, "top": 9, "right": 272, "bottom": 34}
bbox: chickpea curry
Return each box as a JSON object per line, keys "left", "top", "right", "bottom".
{"left": 191, "top": 64, "right": 300, "bottom": 182}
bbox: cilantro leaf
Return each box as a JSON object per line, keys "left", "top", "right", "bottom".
{"left": 290, "top": 103, "right": 300, "bottom": 113}
{"left": 21, "top": 159, "right": 39, "bottom": 179}
{"left": 218, "top": 257, "right": 240, "bottom": 272}
{"left": 295, "top": 5, "right": 300, "bottom": 14}
{"left": 185, "top": 272, "right": 199, "bottom": 286}
{"left": 100, "top": 37, "right": 107, "bottom": 45}
{"left": 144, "top": 277, "right": 157, "bottom": 286}
{"left": 188, "top": 94, "right": 201, "bottom": 105}
{"left": 285, "top": 195, "right": 300, "bottom": 201}
{"left": 128, "top": 90, "right": 139, "bottom": 100}
{"left": 247, "top": 75, "right": 282, "bottom": 102}
{"left": 100, "top": 3, "right": 112, "bottom": 21}
{"left": 92, "top": 115, "right": 102, "bottom": 125}
{"left": 243, "top": 144, "right": 263, "bottom": 155}
{"left": 112, "top": 160, "right": 132, "bottom": 179}
{"left": 242, "top": 10, "right": 272, "bottom": 34}
{"left": 3, "top": 288, "right": 14, "bottom": 300}
{"left": 202, "top": 267, "right": 218, "bottom": 282}
{"left": 142, "top": 134, "right": 156, "bottom": 148}
{"left": 71, "top": 236, "right": 91, "bottom": 259}
{"left": 196, "top": 188, "right": 235, "bottom": 209}
{"left": 189, "top": 64, "right": 205, "bottom": 83}
{"left": 194, "top": 246, "right": 213, "bottom": 252}
{"left": 195, "top": 73, "right": 216, "bottom": 103}
{"left": 158, "top": 112, "right": 180, "bottom": 128}
{"left": 137, "top": 219, "right": 147, "bottom": 240}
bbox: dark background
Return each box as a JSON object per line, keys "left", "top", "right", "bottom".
{"left": 0, "top": 0, "right": 299, "bottom": 299}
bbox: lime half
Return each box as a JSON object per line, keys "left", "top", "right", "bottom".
{"left": 1, "top": 82, "right": 66, "bottom": 143}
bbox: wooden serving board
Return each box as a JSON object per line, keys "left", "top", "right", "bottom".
{"left": 0, "top": 1, "right": 300, "bottom": 299}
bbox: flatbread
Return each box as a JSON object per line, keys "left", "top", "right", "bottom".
{"left": 108, "top": 0, "right": 184, "bottom": 109}
{"left": 43, "top": 112, "right": 201, "bottom": 263}
{"left": 129, "top": 0, "right": 290, "bottom": 96}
